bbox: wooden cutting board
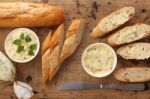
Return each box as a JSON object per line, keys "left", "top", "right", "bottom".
{"left": 0, "top": 0, "right": 150, "bottom": 99}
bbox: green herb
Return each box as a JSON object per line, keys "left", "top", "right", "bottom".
{"left": 20, "top": 33, "right": 25, "bottom": 40}
{"left": 29, "top": 44, "right": 37, "bottom": 50}
{"left": 17, "top": 45, "right": 24, "bottom": 53}
{"left": 28, "top": 44, "right": 37, "bottom": 56}
{"left": 13, "top": 39, "right": 21, "bottom": 45}
{"left": 25, "top": 35, "right": 32, "bottom": 42}
{"left": 13, "top": 33, "right": 35, "bottom": 55}
{"left": 28, "top": 50, "right": 34, "bottom": 56}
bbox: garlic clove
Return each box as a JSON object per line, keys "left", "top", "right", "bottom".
{"left": 0, "top": 51, "right": 16, "bottom": 81}
{"left": 14, "top": 81, "right": 34, "bottom": 99}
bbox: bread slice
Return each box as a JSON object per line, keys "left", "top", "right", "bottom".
{"left": 108, "top": 23, "right": 150, "bottom": 46}
{"left": 117, "top": 43, "right": 150, "bottom": 60}
{"left": 90, "top": 7, "right": 135, "bottom": 38}
{"left": 48, "top": 24, "right": 65, "bottom": 81}
{"left": 42, "top": 24, "right": 64, "bottom": 82}
{"left": 42, "top": 49, "right": 51, "bottom": 82}
{"left": 114, "top": 67, "right": 150, "bottom": 83}
{"left": 59, "top": 19, "right": 85, "bottom": 64}
{"left": 42, "top": 31, "right": 51, "bottom": 55}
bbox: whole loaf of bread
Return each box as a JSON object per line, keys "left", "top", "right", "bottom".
{"left": 0, "top": 2, "right": 64, "bottom": 27}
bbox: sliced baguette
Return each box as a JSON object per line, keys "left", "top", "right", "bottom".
{"left": 108, "top": 23, "right": 150, "bottom": 46}
{"left": 114, "top": 67, "right": 150, "bottom": 83}
{"left": 42, "top": 24, "right": 64, "bottom": 82}
{"left": 48, "top": 24, "right": 65, "bottom": 81}
{"left": 117, "top": 43, "right": 150, "bottom": 60}
{"left": 42, "top": 49, "right": 51, "bottom": 82}
{"left": 90, "top": 7, "right": 135, "bottom": 38}
{"left": 42, "top": 31, "right": 51, "bottom": 55}
{"left": 59, "top": 19, "right": 85, "bottom": 64}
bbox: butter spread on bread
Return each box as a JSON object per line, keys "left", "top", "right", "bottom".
{"left": 108, "top": 23, "right": 150, "bottom": 46}
{"left": 117, "top": 43, "right": 150, "bottom": 60}
{"left": 114, "top": 67, "right": 150, "bottom": 83}
{"left": 90, "top": 7, "right": 135, "bottom": 37}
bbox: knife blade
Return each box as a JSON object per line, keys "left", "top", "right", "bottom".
{"left": 58, "top": 82, "right": 145, "bottom": 91}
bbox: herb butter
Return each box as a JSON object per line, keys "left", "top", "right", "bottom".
{"left": 5, "top": 28, "right": 40, "bottom": 63}
{"left": 82, "top": 43, "right": 117, "bottom": 77}
{"left": 0, "top": 51, "right": 15, "bottom": 81}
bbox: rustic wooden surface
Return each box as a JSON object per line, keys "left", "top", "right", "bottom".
{"left": 0, "top": 0, "right": 150, "bottom": 99}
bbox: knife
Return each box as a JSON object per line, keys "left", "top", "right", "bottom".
{"left": 58, "top": 82, "right": 146, "bottom": 91}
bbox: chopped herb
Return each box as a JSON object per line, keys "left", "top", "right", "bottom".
{"left": 29, "top": 44, "right": 37, "bottom": 50}
{"left": 13, "top": 39, "right": 21, "bottom": 45}
{"left": 25, "top": 35, "right": 32, "bottom": 42}
{"left": 28, "top": 50, "right": 34, "bottom": 56}
{"left": 17, "top": 45, "right": 24, "bottom": 53}
{"left": 20, "top": 33, "right": 25, "bottom": 40}
{"left": 13, "top": 33, "right": 36, "bottom": 56}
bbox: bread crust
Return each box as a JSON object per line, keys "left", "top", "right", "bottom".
{"left": 42, "top": 24, "right": 64, "bottom": 83}
{"left": 42, "top": 19, "right": 85, "bottom": 83}
{"left": 42, "top": 49, "right": 51, "bottom": 82}
{"left": 59, "top": 19, "right": 85, "bottom": 64}
{"left": 108, "top": 23, "right": 150, "bottom": 46}
{"left": 90, "top": 26, "right": 106, "bottom": 37}
{"left": 117, "top": 42, "right": 150, "bottom": 60}
{"left": 91, "top": 7, "right": 135, "bottom": 38}
{"left": 42, "top": 31, "right": 51, "bottom": 55}
{"left": 114, "top": 67, "right": 150, "bottom": 83}
{"left": 0, "top": 2, "right": 64, "bottom": 27}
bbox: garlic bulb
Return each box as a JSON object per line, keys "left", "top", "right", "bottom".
{"left": 14, "top": 81, "right": 34, "bottom": 99}
{"left": 0, "top": 51, "right": 15, "bottom": 81}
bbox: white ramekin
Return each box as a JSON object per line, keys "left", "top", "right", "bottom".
{"left": 5, "top": 28, "right": 40, "bottom": 63}
{"left": 81, "top": 43, "right": 117, "bottom": 78}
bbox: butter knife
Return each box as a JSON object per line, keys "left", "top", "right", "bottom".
{"left": 59, "top": 82, "right": 145, "bottom": 91}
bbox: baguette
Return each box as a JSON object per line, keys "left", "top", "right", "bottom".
{"left": 42, "top": 31, "right": 51, "bottom": 55}
{"left": 42, "top": 49, "right": 51, "bottom": 82}
{"left": 117, "top": 43, "right": 150, "bottom": 60}
{"left": 59, "top": 19, "right": 85, "bottom": 63}
{"left": 0, "top": 2, "right": 64, "bottom": 27}
{"left": 48, "top": 24, "right": 65, "bottom": 81}
{"left": 90, "top": 7, "right": 135, "bottom": 38}
{"left": 42, "top": 24, "right": 64, "bottom": 82}
{"left": 108, "top": 23, "right": 150, "bottom": 46}
{"left": 114, "top": 67, "right": 150, "bottom": 83}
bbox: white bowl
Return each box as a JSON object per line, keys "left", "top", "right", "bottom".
{"left": 5, "top": 28, "right": 40, "bottom": 63}
{"left": 81, "top": 43, "right": 117, "bottom": 78}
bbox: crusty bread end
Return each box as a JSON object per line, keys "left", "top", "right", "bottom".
{"left": 117, "top": 42, "right": 150, "bottom": 60}
{"left": 108, "top": 23, "right": 150, "bottom": 46}
{"left": 42, "top": 31, "right": 51, "bottom": 55}
{"left": 91, "top": 6, "right": 135, "bottom": 38}
{"left": 42, "top": 24, "right": 64, "bottom": 83}
{"left": 59, "top": 19, "right": 85, "bottom": 64}
{"left": 114, "top": 67, "right": 150, "bottom": 83}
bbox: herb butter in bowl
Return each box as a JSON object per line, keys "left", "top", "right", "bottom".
{"left": 5, "top": 28, "right": 40, "bottom": 63}
{"left": 82, "top": 43, "right": 117, "bottom": 78}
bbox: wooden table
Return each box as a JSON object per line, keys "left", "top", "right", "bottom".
{"left": 0, "top": 0, "right": 150, "bottom": 99}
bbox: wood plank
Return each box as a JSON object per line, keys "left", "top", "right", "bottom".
{"left": 0, "top": 0, "right": 150, "bottom": 99}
